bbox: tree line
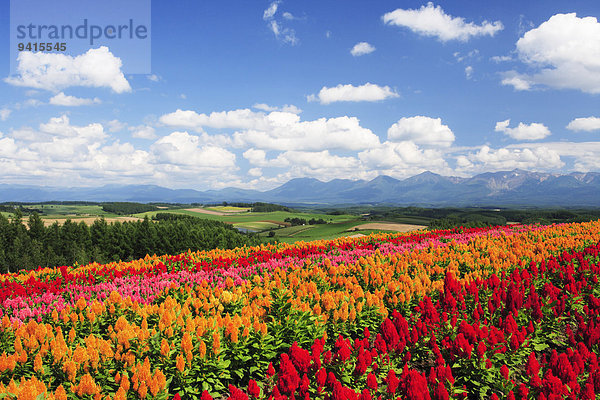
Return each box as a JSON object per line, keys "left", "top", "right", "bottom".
{"left": 0, "top": 211, "right": 262, "bottom": 273}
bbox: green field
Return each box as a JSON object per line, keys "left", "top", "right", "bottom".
{"left": 206, "top": 206, "right": 251, "bottom": 212}
{"left": 3, "top": 203, "right": 420, "bottom": 241}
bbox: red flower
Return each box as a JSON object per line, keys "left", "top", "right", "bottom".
{"left": 277, "top": 354, "right": 300, "bottom": 395}
{"left": 432, "top": 382, "right": 449, "bottom": 400}
{"left": 174, "top": 395, "right": 182, "bottom": 400}
{"left": 228, "top": 385, "right": 249, "bottom": 400}
{"left": 367, "top": 373, "right": 377, "bottom": 390}
{"left": 248, "top": 380, "right": 261, "bottom": 398}
{"left": 290, "top": 342, "right": 312, "bottom": 373}
{"left": 500, "top": 364, "right": 510, "bottom": 380}
{"left": 518, "top": 383, "right": 529, "bottom": 400}
{"left": 385, "top": 370, "right": 399, "bottom": 394}
{"left": 201, "top": 391, "right": 213, "bottom": 400}
{"left": 476, "top": 341, "right": 486, "bottom": 359}
{"left": 381, "top": 319, "right": 400, "bottom": 351}
{"left": 316, "top": 368, "right": 327, "bottom": 387}
{"left": 359, "top": 389, "right": 372, "bottom": 400}
{"left": 402, "top": 370, "right": 430, "bottom": 400}
{"left": 267, "top": 362, "right": 276, "bottom": 377}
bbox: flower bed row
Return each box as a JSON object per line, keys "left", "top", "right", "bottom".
{"left": 0, "top": 221, "right": 598, "bottom": 399}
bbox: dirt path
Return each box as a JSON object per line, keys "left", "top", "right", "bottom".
{"left": 348, "top": 222, "right": 426, "bottom": 232}
{"left": 288, "top": 226, "right": 314, "bottom": 237}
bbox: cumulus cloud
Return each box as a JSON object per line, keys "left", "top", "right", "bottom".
{"left": 460, "top": 145, "right": 563, "bottom": 172}
{"left": 566, "top": 117, "right": 600, "bottom": 132}
{"left": 129, "top": 125, "right": 157, "bottom": 139}
{"left": 495, "top": 119, "right": 551, "bottom": 141}
{"left": 507, "top": 141, "right": 600, "bottom": 172}
{"left": 465, "top": 66, "right": 473, "bottom": 79}
{"left": 253, "top": 103, "right": 302, "bottom": 114}
{"left": 160, "top": 108, "right": 274, "bottom": 131}
{"left": 382, "top": 2, "right": 503, "bottom": 42}
{"left": 5, "top": 47, "right": 131, "bottom": 93}
{"left": 358, "top": 140, "right": 450, "bottom": 177}
{"left": 387, "top": 116, "right": 455, "bottom": 148}
{"left": 307, "top": 83, "right": 399, "bottom": 104}
{"left": 0, "top": 109, "right": 11, "bottom": 121}
{"left": 49, "top": 92, "right": 101, "bottom": 106}
{"left": 350, "top": 42, "right": 376, "bottom": 56}
{"left": 502, "top": 13, "right": 600, "bottom": 93}
{"left": 233, "top": 115, "right": 381, "bottom": 151}
{"left": 160, "top": 108, "right": 380, "bottom": 152}
{"left": 0, "top": 115, "right": 160, "bottom": 187}
{"left": 248, "top": 168, "right": 262, "bottom": 177}
{"left": 106, "top": 119, "right": 127, "bottom": 132}
{"left": 151, "top": 131, "right": 236, "bottom": 168}
{"left": 263, "top": 1, "right": 298, "bottom": 45}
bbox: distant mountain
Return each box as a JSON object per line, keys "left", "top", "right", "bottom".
{"left": 1, "top": 169, "right": 600, "bottom": 206}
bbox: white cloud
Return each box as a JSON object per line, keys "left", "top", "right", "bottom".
{"left": 460, "top": 145, "right": 563, "bottom": 172}
{"left": 0, "top": 109, "right": 11, "bottom": 121}
{"left": 358, "top": 140, "right": 450, "bottom": 177}
{"left": 382, "top": 2, "right": 503, "bottom": 42}
{"left": 387, "top": 116, "right": 455, "bottom": 148}
{"left": 253, "top": 103, "right": 302, "bottom": 114}
{"left": 147, "top": 74, "right": 160, "bottom": 82}
{"left": 233, "top": 115, "right": 380, "bottom": 151}
{"left": 5, "top": 46, "right": 131, "bottom": 93}
{"left": 507, "top": 141, "right": 600, "bottom": 172}
{"left": 39, "top": 114, "right": 107, "bottom": 141}
{"left": 495, "top": 119, "right": 551, "bottom": 141}
{"left": 160, "top": 108, "right": 271, "bottom": 131}
{"left": 351, "top": 42, "right": 376, "bottom": 56}
{"left": 107, "top": 119, "right": 127, "bottom": 132}
{"left": 151, "top": 131, "right": 235, "bottom": 168}
{"left": 491, "top": 55, "right": 512, "bottom": 62}
{"left": 243, "top": 148, "right": 270, "bottom": 167}
{"left": 49, "top": 92, "right": 101, "bottom": 106}
{"left": 248, "top": 168, "right": 262, "bottom": 177}
{"left": 263, "top": 1, "right": 298, "bottom": 45}
{"left": 503, "top": 13, "right": 600, "bottom": 93}
{"left": 160, "top": 108, "right": 379, "bottom": 151}
{"left": 465, "top": 66, "right": 473, "bottom": 79}
{"left": 129, "top": 125, "right": 157, "bottom": 139}
{"left": 308, "top": 83, "right": 399, "bottom": 104}
{"left": 501, "top": 74, "right": 531, "bottom": 90}
{"left": 566, "top": 117, "right": 600, "bottom": 132}
{"left": 263, "top": 1, "right": 280, "bottom": 20}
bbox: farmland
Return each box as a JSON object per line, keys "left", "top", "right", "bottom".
{"left": 0, "top": 220, "right": 599, "bottom": 399}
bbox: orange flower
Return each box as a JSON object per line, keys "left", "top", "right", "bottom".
{"left": 176, "top": 354, "right": 185, "bottom": 372}
{"left": 160, "top": 338, "right": 170, "bottom": 357}
{"left": 54, "top": 384, "right": 67, "bottom": 400}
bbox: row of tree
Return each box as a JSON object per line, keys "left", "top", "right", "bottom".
{"left": 0, "top": 211, "right": 262, "bottom": 273}
{"left": 101, "top": 202, "right": 158, "bottom": 215}
{"left": 283, "top": 217, "right": 327, "bottom": 226}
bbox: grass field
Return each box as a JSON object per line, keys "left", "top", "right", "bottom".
{"left": 4, "top": 203, "right": 423, "bottom": 240}
{"left": 206, "top": 206, "right": 251, "bottom": 213}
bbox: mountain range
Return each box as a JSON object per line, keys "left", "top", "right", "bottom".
{"left": 1, "top": 169, "right": 600, "bottom": 207}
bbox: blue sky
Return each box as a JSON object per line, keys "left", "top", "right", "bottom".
{"left": 1, "top": 0, "right": 600, "bottom": 190}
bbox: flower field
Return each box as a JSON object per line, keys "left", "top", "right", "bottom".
{"left": 1, "top": 221, "right": 600, "bottom": 399}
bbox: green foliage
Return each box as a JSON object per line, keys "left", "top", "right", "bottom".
{"left": 0, "top": 211, "right": 262, "bottom": 272}
{"left": 101, "top": 202, "right": 159, "bottom": 215}
{"left": 251, "top": 202, "right": 291, "bottom": 212}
